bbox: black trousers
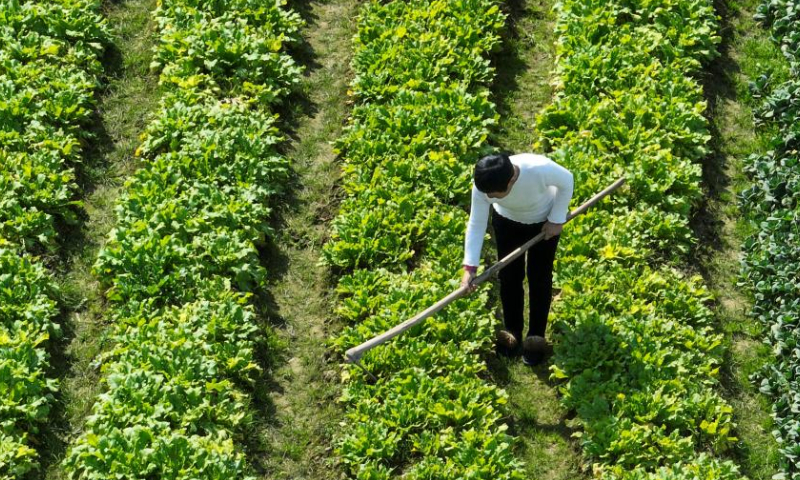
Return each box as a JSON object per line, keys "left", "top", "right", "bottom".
{"left": 491, "top": 211, "right": 560, "bottom": 340}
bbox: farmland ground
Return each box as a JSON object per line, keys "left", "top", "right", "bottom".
{"left": 487, "top": 0, "right": 587, "bottom": 477}
{"left": 20, "top": 0, "right": 783, "bottom": 477}
{"left": 694, "top": 0, "right": 789, "bottom": 476}
{"left": 41, "top": 0, "right": 161, "bottom": 477}
{"left": 245, "top": 0, "right": 357, "bottom": 477}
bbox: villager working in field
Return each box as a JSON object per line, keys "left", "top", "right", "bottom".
{"left": 460, "top": 153, "right": 574, "bottom": 366}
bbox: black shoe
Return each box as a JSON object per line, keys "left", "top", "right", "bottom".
{"left": 496, "top": 330, "right": 520, "bottom": 357}
{"left": 497, "top": 330, "right": 518, "bottom": 349}
{"left": 522, "top": 335, "right": 547, "bottom": 366}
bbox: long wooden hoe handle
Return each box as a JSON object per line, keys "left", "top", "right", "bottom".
{"left": 344, "top": 176, "right": 627, "bottom": 364}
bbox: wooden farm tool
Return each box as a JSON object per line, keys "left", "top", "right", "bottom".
{"left": 344, "top": 176, "right": 627, "bottom": 375}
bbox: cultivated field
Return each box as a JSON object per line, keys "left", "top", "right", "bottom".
{"left": 1, "top": 0, "right": 796, "bottom": 479}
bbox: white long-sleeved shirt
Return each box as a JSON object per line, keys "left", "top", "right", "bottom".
{"left": 463, "top": 153, "right": 574, "bottom": 267}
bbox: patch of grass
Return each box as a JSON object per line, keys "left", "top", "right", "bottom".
{"left": 41, "top": 1, "right": 161, "bottom": 478}
{"left": 491, "top": 0, "right": 556, "bottom": 152}
{"left": 487, "top": 0, "right": 588, "bottom": 477}
{"left": 486, "top": 355, "right": 586, "bottom": 479}
{"left": 692, "top": 0, "right": 789, "bottom": 476}
{"left": 243, "top": 0, "right": 358, "bottom": 478}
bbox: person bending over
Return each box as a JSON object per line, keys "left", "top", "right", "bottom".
{"left": 461, "top": 152, "right": 574, "bottom": 365}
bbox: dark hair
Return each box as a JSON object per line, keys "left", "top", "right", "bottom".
{"left": 474, "top": 153, "right": 514, "bottom": 193}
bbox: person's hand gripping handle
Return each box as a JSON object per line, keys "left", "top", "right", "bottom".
{"left": 460, "top": 265, "right": 478, "bottom": 293}
{"left": 542, "top": 221, "right": 563, "bottom": 240}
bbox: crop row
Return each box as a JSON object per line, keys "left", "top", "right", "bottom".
{"left": 62, "top": 1, "right": 303, "bottom": 478}
{"left": 0, "top": 0, "right": 108, "bottom": 477}
{"left": 0, "top": 0, "right": 107, "bottom": 252}
{"left": 533, "top": 0, "right": 748, "bottom": 477}
{"left": 321, "top": 0, "right": 525, "bottom": 478}
{"left": 742, "top": 0, "right": 800, "bottom": 477}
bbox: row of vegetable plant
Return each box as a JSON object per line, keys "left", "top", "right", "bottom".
{"left": 321, "top": 0, "right": 526, "bottom": 478}
{"left": 62, "top": 1, "right": 303, "bottom": 478}
{"left": 742, "top": 0, "right": 800, "bottom": 477}
{"left": 0, "top": 0, "right": 108, "bottom": 476}
{"left": 532, "top": 0, "right": 750, "bottom": 476}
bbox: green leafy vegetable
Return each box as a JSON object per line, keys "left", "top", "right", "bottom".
{"left": 0, "top": 1, "right": 108, "bottom": 476}
{"left": 741, "top": 0, "right": 800, "bottom": 477}
{"left": 323, "top": 0, "right": 524, "bottom": 477}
